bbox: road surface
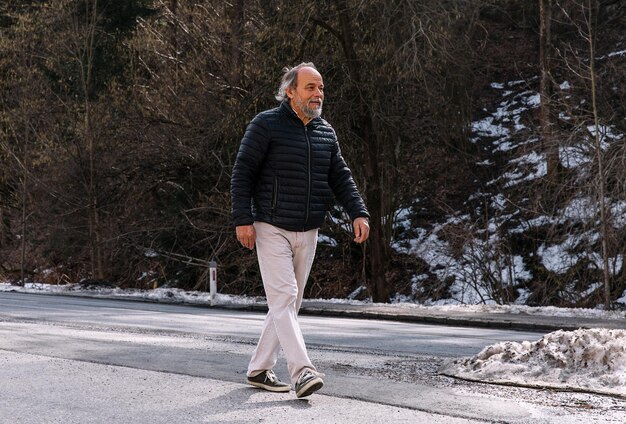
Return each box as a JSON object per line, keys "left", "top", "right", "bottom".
{"left": 1, "top": 292, "right": 624, "bottom": 423}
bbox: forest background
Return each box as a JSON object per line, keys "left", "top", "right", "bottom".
{"left": 1, "top": 0, "right": 625, "bottom": 308}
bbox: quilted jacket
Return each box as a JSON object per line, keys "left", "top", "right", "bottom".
{"left": 231, "top": 101, "right": 369, "bottom": 232}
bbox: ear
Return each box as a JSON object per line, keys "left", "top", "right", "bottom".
{"left": 286, "top": 86, "right": 295, "bottom": 99}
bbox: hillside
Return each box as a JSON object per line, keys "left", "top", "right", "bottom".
{"left": 312, "top": 2, "right": 626, "bottom": 308}
{"left": 0, "top": 1, "right": 624, "bottom": 308}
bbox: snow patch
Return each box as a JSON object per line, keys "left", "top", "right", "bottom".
{"left": 318, "top": 234, "right": 338, "bottom": 247}
{"left": 607, "top": 49, "right": 626, "bottom": 58}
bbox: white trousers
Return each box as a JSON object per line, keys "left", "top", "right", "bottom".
{"left": 247, "top": 221, "right": 318, "bottom": 384}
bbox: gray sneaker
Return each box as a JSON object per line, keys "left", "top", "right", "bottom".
{"left": 295, "top": 369, "right": 324, "bottom": 398}
{"left": 247, "top": 370, "right": 291, "bottom": 392}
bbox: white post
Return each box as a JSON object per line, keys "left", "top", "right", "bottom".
{"left": 209, "top": 261, "right": 217, "bottom": 306}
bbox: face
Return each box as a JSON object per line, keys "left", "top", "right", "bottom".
{"left": 287, "top": 67, "right": 324, "bottom": 120}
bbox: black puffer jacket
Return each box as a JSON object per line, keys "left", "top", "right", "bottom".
{"left": 231, "top": 101, "right": 369, "bottom": 232}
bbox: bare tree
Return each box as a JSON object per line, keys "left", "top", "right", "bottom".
{"left": 0, "top": 7, "right": 54, "bottom": 284}
{"left": 539, "top": 0, "right": 561, "bottom": 181}
{"left": 549, "top": 0, "right": 623, "bottom": 309}
{"left": 124, "top": 0, "right": 256, "bottom": 289}
{"left": 298, "top": 0, "right": 479, "bottom": 302}
{"left": 71, "top": 0, "right": 105, "bottom": 279}
{"left": 581, "top": 0, "right": 611, "bottom": 309}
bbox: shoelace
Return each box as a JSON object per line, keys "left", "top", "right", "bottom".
{"left": 301, "top": 369, "right": 326, "bottom": 381}
{"left": 310, "top": 370, "right": 326, "bottom": 379}
{"left": 264, "top": 370, "right": 279, "bottom": 383}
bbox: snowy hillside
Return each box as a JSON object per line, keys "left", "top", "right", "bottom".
{"left": 384, "top": 47, "right": 626, "bottom": 309}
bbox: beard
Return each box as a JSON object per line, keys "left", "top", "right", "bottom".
{"left": 293, "top": 95, "right": 322, "bottom": 119}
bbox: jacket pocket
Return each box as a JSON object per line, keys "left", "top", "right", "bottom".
{"left": 271, "top": 176, "right": 279, "bottom": 212}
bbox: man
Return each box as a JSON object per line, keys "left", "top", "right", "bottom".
{"left": 231, "top": 62, "right": 370, "bottom": 398}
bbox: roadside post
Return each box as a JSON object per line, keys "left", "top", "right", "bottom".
{"left": 209, "top": 261, "right": 217, "bottom": 306}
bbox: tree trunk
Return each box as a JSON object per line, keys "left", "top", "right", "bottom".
{"left": 539, "top": 0, "right": 560, "bottom": 181}
{"left": 585, "top": 0, "right": 611, "bottom": 309}
{"left": 227, "top": 0, "right": 244, "bottom": 86}
{"left": 83, "top": 0, "right": 104, "bottom": 279}
{"left": 334, "top": 3, "right": 390, "bottom": 303}
{"left": 20, "top": 121, "right": 28, "bottom": 285}
{"left": 0, "top": 206, "right": 4, "bottom": 248}
{"left": 170, "top": 0, "right": 179, "bottom": 93}
{"left": 362, "top": 118, "right": 390, "bottom": 302}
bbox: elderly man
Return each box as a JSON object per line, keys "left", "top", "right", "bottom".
{"left": 231, "top": 62, "right": 370, "bottom": 398}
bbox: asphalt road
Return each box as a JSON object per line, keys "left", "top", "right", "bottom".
{"left": 1, "top": 292, "right": 624, "bottom": 423}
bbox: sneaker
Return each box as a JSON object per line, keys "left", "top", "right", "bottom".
{"left": 295, "top": 369, "right": 324, "bottom": 398}
{"left": 247, "top": 370, "right": 291, "bottom": 392}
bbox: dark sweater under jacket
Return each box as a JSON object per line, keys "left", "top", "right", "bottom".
{"left": 231, "top": 101, "right": 369, "bottom": 232}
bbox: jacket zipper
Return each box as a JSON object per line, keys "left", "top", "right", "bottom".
{"left": 271, "top": 176, "right": 278, "bottom": 212}
{"left": 304, "top": 126, "right": 311, "bottom": 230}
{"left": 283, "top": 102, "right": 316, "bottom": 231}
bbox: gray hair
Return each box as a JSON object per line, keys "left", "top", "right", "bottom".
{"left": 275, "top": 62, "right": 317, "bottom": 102}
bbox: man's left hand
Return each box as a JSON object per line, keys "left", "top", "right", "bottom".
{"left": 353, "top": 217, "right": 370, "bottom": 244}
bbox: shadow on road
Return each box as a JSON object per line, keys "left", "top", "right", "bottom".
{"left": 201, "top": 386, "right": 313, "bottom": 423}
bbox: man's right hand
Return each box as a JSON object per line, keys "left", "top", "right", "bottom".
{"left": 236, "top": 225, "right": 256, "bottom": 250}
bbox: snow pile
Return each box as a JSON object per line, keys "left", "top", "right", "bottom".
{"left": 390, "top": 302, "right": 626, "bottom": 321}
{"left": 440, "top": 328, "right": 626, "bottom": 397}
{"left": 0, "top": 282, "right": 264, "bottom": 306}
